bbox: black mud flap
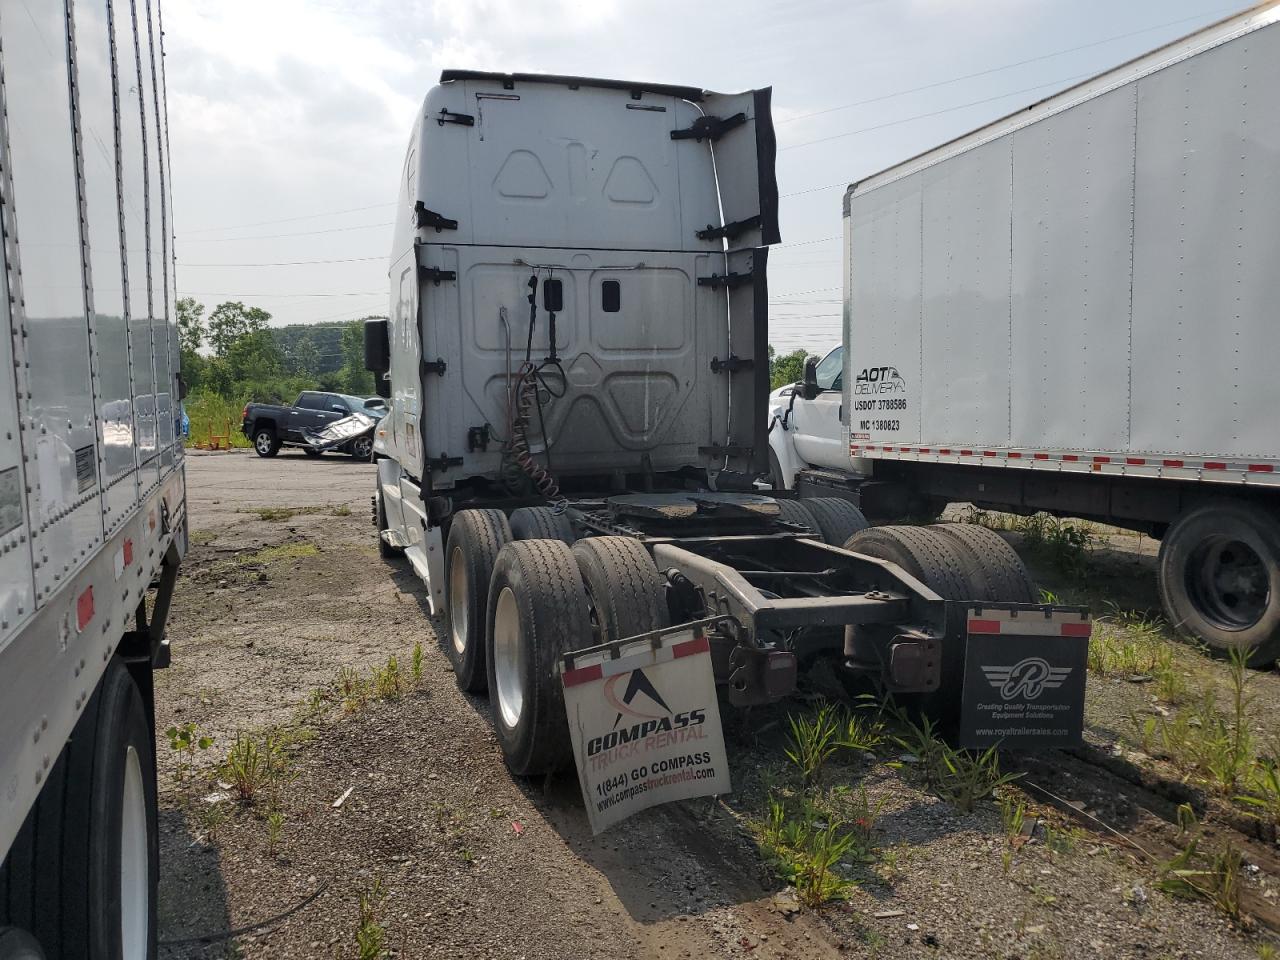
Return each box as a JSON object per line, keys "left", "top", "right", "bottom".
{"left": 955, "top": 604, "right": 1090, "bottom": 750}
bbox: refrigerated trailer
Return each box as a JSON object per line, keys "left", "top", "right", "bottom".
{"left": 0, "top": 0, "right": 184, "bottom": 956}
{"left": 366, "top": 71, "right": 1091, "bottom": 820}
{"left": 770, "top": 3, "right": 1280, "bottom": 666}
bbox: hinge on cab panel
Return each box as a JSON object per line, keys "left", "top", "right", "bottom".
{"left": 419, "top": 265, "right": 456, "bottom": 285}
{"left": 435, "top": 109, "right": 474, "bottom": 127}
{"left": 414, "top": 201, "right": 458, "bottom": 232}
{"left": 427, "top": 454, "right": 464, "bottom": 474}
{"left": 697, "top": 215, "right": 762, "bottom": 242}
{"left": 697, "top": 271, "right": 753, "bottom": 290}
{"left": 710, "top": 355, "right": 754, "bottom": 374}
{"left": 670, "top": 113, "right": 747, "bottom": 142}
{"left": 467, "top": 424, "right": 490, "bottom": 452}
{"left": 421, "top": 358, "right": 447, "bottom": 376}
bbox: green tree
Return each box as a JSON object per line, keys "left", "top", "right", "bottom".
{"left": 207, "top": 301, "right": 271, "bottom": 357}
{"left": 176, "top": 296, "right": 205, "bottom": 353}
{"left": 769, "top": 345, "right": 809, "bottom": 389}
{"left": 286, "top": 336, "right": 321, "bottom": 377}
{"left": 338, "top": 317, "right": 380, "bottom": 395}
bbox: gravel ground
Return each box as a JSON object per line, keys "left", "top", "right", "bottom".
{"left": 154, "top": 451, "right": 1277, "bottom": 959}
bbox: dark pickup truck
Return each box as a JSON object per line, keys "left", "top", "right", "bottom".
{"left": 242, "top": 391, "right": 386, "bottom": 459}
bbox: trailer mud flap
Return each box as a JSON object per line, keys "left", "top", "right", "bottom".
{"left": 560, "top": 622, "right": 732, "bottom": 834}
{"left": 956, "top": 606, "right": 1090, "bottom": 750}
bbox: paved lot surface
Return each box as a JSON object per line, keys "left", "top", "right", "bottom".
{"left": 153, "top": 450, "right": 1277, "bottom": 959}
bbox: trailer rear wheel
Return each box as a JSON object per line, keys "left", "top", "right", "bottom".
{"left": 1158, "top": 500, "right": 1280, "bottom": 666}
{"left": 843, "top": 525, "right": 973, "bottom": 600}
{"left": 0, "top": 658, "right": 158, "bottom": 960}
{"left": 444, "top": 509, "right": 512, "bottom": 692}
{"left": 796, "top": 498, "right": 869, "bottom": 545}
{"left": 509, "top": 506, "right": 575, "bottom": 544}
{"left": 486, "top": 540, "right": 593, "bottom": 776}
{"left": 931, "top": 523, "right": 1037, "bottom": 602}
{"left": 572, "top": 536, "right": 669, "bottom": 645}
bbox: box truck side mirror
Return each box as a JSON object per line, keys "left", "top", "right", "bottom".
{"left": 801, "top": 355, "right": 821, "bottom": 400}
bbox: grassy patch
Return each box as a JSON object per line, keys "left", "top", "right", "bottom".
{"left": 245, "top": 504, "right": 354, "bottom": 522}
{"left": 960, "top": 507, "right": 1094, "bottom": 580}
{"left": 222, "top": 730, "right": 296, "bottom": 807}
{"left": 354, "top": 879, "right": 388, "bottom": 960}
{"left": 189, "top": 528, "right": 218, "bottom": 547}
{"left": 1089, "top": 607, "right": 1190, "bottom": 703}
{"left": 185, "top": 392, "right": 251, "bottom": 449}
{"left": 240, "top": 542, "right": 320, "bottom": 565}
{"left": 892, "top": 711, "right": 1022, "bottom": 813}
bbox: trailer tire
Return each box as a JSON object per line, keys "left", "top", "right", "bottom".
{"left": 572, "top": 536, "right": 669, "bottom": 645}
{"left": 774, "top": 498, "right": 819, "bottom": 533}
{"left": 0, "top": 658, "right": 158, "bottom": 960}
{"left": 1158, "top": 500, "right": 1280, "bottom": 666}
{"left": 0, "top": 929, "right": 43, "bottom": 960}
{"left": 444, "top": 509, "right": 512, "bottom": 692}
{"left": 932, "top": 523, "right": 1037, "bottom": 602}
{"left": 486, "top": 540, "right": 593, "bottom": 776}
{"left": 509, "top": 507, "right": 575, "bottom": 544}
{"left": 843, "top": 525, "right": 973, "bottom": 601}
{"left": 797, "top": 498, "right": 870, "bottom": 545}
{"left": 252, "top": 425, "right": 280, "bottom": 458}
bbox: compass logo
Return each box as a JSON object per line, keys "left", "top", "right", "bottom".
{"left": 981, "top": 657, "right": 1072, "bottom": 700}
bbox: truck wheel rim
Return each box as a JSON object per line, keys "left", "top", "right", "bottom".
{"left": 255, "top": 433, "right": 271, "bottom": 454}
{"left": 493, "top": 586, "right": 525, "bottom": 730}
{"left": 120, "top": 745, "right": 148, "bottom": 960}
{"left": 1187, "top": 536, "right": 1269, "bottom": 631}
{"left": 448, "top": 548, "right": 468, "bottom": 655}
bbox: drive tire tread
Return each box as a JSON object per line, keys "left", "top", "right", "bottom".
{"left": 931, "top": 523, "right": 1037, "bottom": 603}
{"left": 843, "top": 525, "right": 973, "bottom": 600}
{"left": 486, "top": 539, "right": 593, "bottom": 776}
{"left": 509, "top": 507, "right": 575, "bottom": 544}
{"left": 444, "top": 509, "right": 512, "bottom": 692}
{"left": 796, "top": 497, "right": 870, "bottom": 546}
{"left": 571, "top": 537, "right": 669, "bottom": 645}
{"left": 774, "top": 499, "right": 818, "bottom": 534}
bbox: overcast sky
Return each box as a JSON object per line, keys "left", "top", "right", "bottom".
{"left": 164, "top": 0, "right": 1239, "bottom": 355}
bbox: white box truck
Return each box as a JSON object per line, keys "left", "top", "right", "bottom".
{"left": 0, "top": 0, "right": 185, "bottom": 956}
{"left": 769, "top": 3, "right": 1280, "bottom": 665}
{"left": 365, "top": 71, "right": 1091, "bottom": 817}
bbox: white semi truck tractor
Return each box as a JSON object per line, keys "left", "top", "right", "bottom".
{"left": 0, "top": 0, "right": 185, "bottom": 956}
{"left": 366, "top": 70, "right": 1092, "bottom": 818}
{"left": 769, "top": 3, "right": 1280, "bottom": 667}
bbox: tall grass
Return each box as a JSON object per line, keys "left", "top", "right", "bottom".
{"left": 185, "top": 392, "right": 250, "bottom": 448}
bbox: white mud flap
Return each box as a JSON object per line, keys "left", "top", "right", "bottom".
{"left": 957, "top": 606, "right": 1091, "bottom": 749}
{"left": 560, "top": 623, "right": 732, "bottom": 834}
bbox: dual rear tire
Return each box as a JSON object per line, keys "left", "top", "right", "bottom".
{"left": 443, "top": 508, "right": 668, "bottom": 777}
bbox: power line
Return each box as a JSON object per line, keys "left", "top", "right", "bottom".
{"left": 181, "top": 202, "right": 397, "bottom": 235}
{"left": 781, "top": 72, "right": 1090, "bottom": 153}
{"left": 181, "top": 290, "right": 384, "bottom": 299}
{"left": 181, "top": 222, "right": 394, "bottom": 243}
{"left": 178, "top": 256, "right": 385, "bottom": 267}
{"left": 776, "top": 5, "right": 1232, "bottom": 127}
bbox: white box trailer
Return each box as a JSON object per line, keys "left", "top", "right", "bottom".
{"left": 0, "top": 0, "right": 185, "bottom": 955}
{"left": 832, "top": 3, "right": 1280, "bottom": 663}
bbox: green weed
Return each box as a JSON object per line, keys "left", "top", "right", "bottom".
{"left": 373, "top": 655, "right": 405, "bottom": 701}
{"left": 266, "top": 809, "right": 285, "bottom": 856}
{"left": 222, "top": 731, "right": 293, "bottom": 806}
{"left": 784, "top": 703, "right": 842, "bottom": 787}
{"left": 761, "top": 793, "right": 860, "bottom": 907}
{"left": 354, "top": 879, "right": 388, "bottom": 960}
{"left": 893, "top": 712, "right": 1022, "bottom": 812}
{"left": 411, "top": 642, "right": 424, "bottom": 682}
{"left": 1156, "top": 838, "right": 1243, "bottom": 920}
{"left": 165, "top": 722, "right": 213, "bottom": 782}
